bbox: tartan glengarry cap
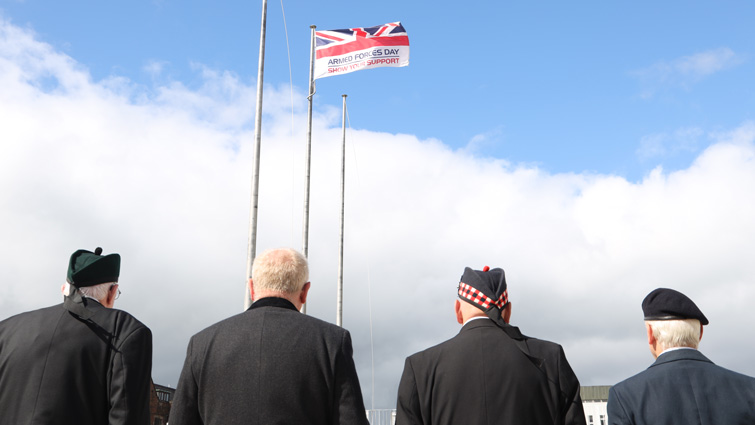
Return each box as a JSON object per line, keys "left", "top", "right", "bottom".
{"left": 66, "top": 247, "right": 121, "bottom": 288}
{"left": 458, "top": 266, "right": 509, "bottom": 311}
{"left": 642, "top": 288, "right": 709, "bottom": 325}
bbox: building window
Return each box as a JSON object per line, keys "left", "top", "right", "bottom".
{"left": 588, "top": 415, "right": 593, "bottom": 425}
{"left": 156, "top": 390, "right": 172, "bottom": 402}
{"left": 600, "top": 415, "right": 605, "bottom": 425}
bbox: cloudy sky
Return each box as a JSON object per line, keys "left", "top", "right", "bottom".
{"left": 2, "top": 0, "right": 755, "bottom": 409}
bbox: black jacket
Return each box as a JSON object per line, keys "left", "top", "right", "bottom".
{"left": 0, "top": 292, "right": 153, "bottom": 425}
{"left": 608, "top": 349, "right": 755, "bottom": 425}
{"left": 396, "top": 318, "right": 585, "bottom": 425}
{"left": 169, "top": 297, "right": 369, "bottom": 425}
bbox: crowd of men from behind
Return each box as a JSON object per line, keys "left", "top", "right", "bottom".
{"left": 0, "top": 246, "right": 754, "bottom": 425}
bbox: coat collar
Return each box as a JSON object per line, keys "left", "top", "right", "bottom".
{"left": 649, "top": 348, "right": 712, "bottom": 369}
{"left": 248, "top": 296, "right": 299, "bottom": 312}
{"left": 460, "top": 316, "right": 544, "bottom": 372}
{"left": 63, "top": 287, "right": 104, "bottom": 320}
{"left": 460, "top": 316, "right": 525, "bottom": 339}
{"left": 460, "top": 317, "right": 494, "bottom": 331}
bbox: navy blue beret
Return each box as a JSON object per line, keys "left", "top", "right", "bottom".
{"left": 642, "top": 288, "right": 708, "bottom": 325}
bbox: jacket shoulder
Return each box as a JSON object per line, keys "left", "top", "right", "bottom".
{"left": 405, "top": 327, "right": 477, "bottom": 365}
{"left": 522, "top": 334, "right": 562, "bottom": 349}
{"left": 190, "top": 307, "right": 348, "bottom": 343}
{"left": 1, "top": 303, "right": 64, "bottom": 321}
{"left": 0, "top": 304, "right": 66, "bottom": 333}
{"left": 87, "top": 306, "right": 152, "bottom": 348}
{"left": 519, "top": 333, "right": 568, "bottom": 362}
{"left": 110, "top": 307, "right": 149, "bottom": 329}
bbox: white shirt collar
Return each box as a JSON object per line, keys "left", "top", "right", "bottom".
{"left": 463, "top": 316, "right": 490, "bottom": 326}
{"left": 658, "top": 346, "right": 697, "bottom": 357}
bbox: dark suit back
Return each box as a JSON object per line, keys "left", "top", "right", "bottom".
{"left": 0, "top": 299, "right": 153, "bottom": 425}
{"left": 169, "top": 298, "right": 369, "bottom": 425}
{"left": 396, "top": 319, "right": 585, "bottom": 425}
{"left": 607, "top": 349, "right": 755, "bottom": 425}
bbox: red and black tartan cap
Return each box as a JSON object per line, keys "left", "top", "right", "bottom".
{"left": 458, "top": 266, "right": 509, "bottom": 312}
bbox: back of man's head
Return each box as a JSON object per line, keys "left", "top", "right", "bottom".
{"left": 63, "top": 247, "right": 121, "bottom": 307}
{"left": 456, "top": 266, "right": 511, "bottom": 324}
{"left": 252, "top": 248, "right": 309, "bottom": 294}
{"left": 642, "top": 288, "right": 707, "bottom": 353}
{"left": 646, "top": 318, "right": 701, "bottom": 351}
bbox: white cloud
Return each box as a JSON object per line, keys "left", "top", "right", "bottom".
{"left": 143, "top": 59, "right": 168, "bottom": 78}
{"left": 463, "top": 126, "right": 504, "bottom": 155}
{"left": 2, "top": 19, "right": 755, "bottom": 408}
{"left": 632, "top": 47, "right": 743, "bottom": 97}
{"left": 675, "top": 48, "right": 739, "bottom": 78}
{"left": 636, "top": 127, "right": 704, "bottom": 160}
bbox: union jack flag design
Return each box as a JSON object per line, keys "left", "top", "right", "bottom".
{"left": 314, "top": 22, "right": 409, "bottom": 80}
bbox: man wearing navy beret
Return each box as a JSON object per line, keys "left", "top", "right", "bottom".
{"left": 0, "top": 247, "right": 153, "bottom": 425}
{"left": 396, "top": 266, "right": 586, "bottom": 425}
{"left": 607, "top": 288, "right": 755, "bottom": 425}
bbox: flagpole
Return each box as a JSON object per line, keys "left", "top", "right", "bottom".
{"left": 244, "top": 0, "right": 269, "bottom": 310}
{"left": 336, "top": 94, "right": 347, "bottom": 327}
{"left": 301, "top": 25, "right": 316, "bottom": 315}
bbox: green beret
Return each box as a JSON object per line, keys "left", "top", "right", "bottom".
{"left": 66, "top": 247, "right": 120, "bottom": 287}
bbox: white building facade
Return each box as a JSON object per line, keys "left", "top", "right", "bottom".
{"left": 581, "top": 385, "right": 610, "bottom": 425}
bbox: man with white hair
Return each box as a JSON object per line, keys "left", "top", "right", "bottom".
{"left": 607, "top": 287, "right": 755, "bottom": 425}
{"left": 0, "top": 247, "right": 153, "bottom": 425}
{"left": 170, "top": 248, "right": 369, "bottom": 425}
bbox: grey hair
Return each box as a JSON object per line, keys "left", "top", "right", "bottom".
{"left": 252, "top": 248, "right": 309, "bottom": 294}
{"left": 647, "top": 319, "right": 701, "bottom": 351}
{"left": 78, "top": 282, "right": 115, "bottom": 303}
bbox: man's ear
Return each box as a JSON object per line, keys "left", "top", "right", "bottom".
{"left": 646, "top": 322, "right": 660, "bottom": 358}
{"left": 299, "top": 282, "right": 311, "bottom": 305}
{"left": 646, "top": 323, "right": 656, "bottom": 345}
{"left": 103, "top": 284, "right": 118, "bottom": 308}
{"left": 699, "top": 324, "right": 704, "bottom": 342}
{"left": 455, "top": 300, "right": 463, "bottom": 324}
{"left": 248, "top": 278, "right": 255, "bottom": 302}
{"left": 502, "top": 302, "right": 512, "bottom": 324}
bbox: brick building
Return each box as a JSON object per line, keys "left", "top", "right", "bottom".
{"left": 149, "top": 382, "right": 175, "bottom": 425}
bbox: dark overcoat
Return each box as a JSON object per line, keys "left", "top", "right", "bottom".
{"left": 169, "top": 297, "right": 369, "bottom": 425}
{"left": 0, "top": 292, "right": 153, "bottom": 425}
{"left": 607, "top": 349, "right": 755, "bottom": 425}
{"left": 396, "top": 318, "right": 586, "bottom": 425}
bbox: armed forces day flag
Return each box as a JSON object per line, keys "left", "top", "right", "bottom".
{"left": 314, "top": 22, "right": 409, "bottom": 80}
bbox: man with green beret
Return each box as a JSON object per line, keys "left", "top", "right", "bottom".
{"left": 0, "top": 247, "right": 153, "bottom": 425}
{"left": 607, "top": 288, "right": 755, "bottom": 425}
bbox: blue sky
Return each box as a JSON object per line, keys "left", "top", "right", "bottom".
{"left": 4, "top": 1, "right": 753, "bottom": 179}
{"left": 2, "top": 0, "right": 755, "bottom": 410}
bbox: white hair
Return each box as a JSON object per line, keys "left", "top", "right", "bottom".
{"left": 78, "top": 282, "right": 115, "bottom": 303}
{"left": 252, "top": 248, "right": 308, "bottom": 294}
{"left": 647, "top": 319, "right": 701, "bottom": 351}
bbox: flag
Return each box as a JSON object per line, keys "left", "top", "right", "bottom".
{"left": 314, "top": 22, "right": 409, "bottom": 80}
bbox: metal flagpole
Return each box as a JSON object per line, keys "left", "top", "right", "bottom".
{"left": 301, "top": 25, "right": 316, "bottom": 315}
{"left": 336, "top": 94, "right": 347, "bottom": 327}
{"left": 244, "top": 0, "right": 269, "bottom": 310}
